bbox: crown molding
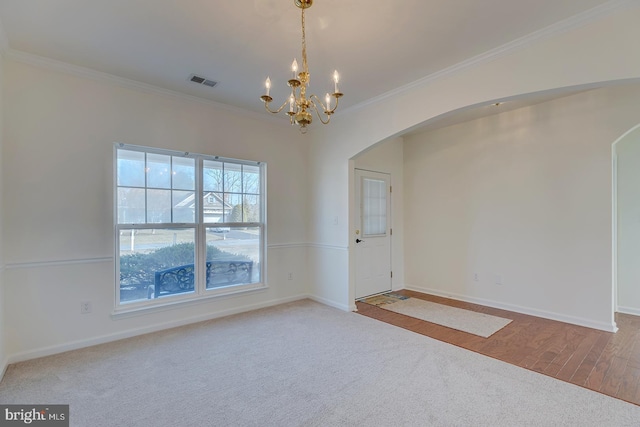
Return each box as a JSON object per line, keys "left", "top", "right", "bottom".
{"left": 5, "top": 48, "right": 291, "bottom": 127}
{"left": 342, "top": 0, "right": 638, "bottom": 116}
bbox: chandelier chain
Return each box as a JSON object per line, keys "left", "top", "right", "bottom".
{"left": 301, "top": 7, "right": 308, "bottom": 73}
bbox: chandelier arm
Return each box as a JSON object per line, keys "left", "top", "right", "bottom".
{"left": 308, "top": 96, "right": 331, "bottom": 124}
{"left": 308, "top": 93, "right": 341, "bottom": 116}
{"left": 309, "top": 94, "right": 329, "bottom": 114}
{"left": 263, "top": 98, "right": 291, "bottom": 114}
{"left": 329, "top": 94, "right": 340, "bottom": 114}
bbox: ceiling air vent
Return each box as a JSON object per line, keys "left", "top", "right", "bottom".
{"left": 188, "top": 74, "right": 217, "bottom": 88}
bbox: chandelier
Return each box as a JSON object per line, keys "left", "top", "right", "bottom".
{"left": 260, "top": 0, "right": 343, "bottom": 134}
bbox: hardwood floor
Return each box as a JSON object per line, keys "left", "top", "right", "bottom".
{"left": 355, "top": 289, "right": 640, "bottom": 406}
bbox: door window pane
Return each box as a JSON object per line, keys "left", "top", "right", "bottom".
{"left": 362, "top": 178, "right": 387, "bottom": 236}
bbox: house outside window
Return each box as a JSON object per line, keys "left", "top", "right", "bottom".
{"left": 115, "top": 144, "right": 265, "bottom": 308}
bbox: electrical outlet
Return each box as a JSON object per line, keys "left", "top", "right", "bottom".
{"left": 81, "top": 301, "right": 92, "bottom": 314}
{"left": 474, "top": 273, "right": 479, "bottom": 282}
{"left": 287, "top": 272, "right": 293, "bottom": 280}
{"left": 495, "top": 275, "right": 503, "bottom": 286}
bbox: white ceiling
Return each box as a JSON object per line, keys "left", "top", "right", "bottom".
{"left": 0, "top": 0, "right": 616, "bottom": 123}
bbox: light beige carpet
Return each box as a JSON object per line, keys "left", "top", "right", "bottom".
{"left": 1, "top": 300, "right": 639, "bottom": 426}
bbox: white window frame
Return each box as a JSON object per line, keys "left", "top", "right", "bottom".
{"left": 113, "top": 143, "right": 267, "bottom": 314}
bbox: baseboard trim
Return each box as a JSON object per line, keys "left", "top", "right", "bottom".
{"left": 7, "top": 294, "right": 310, "bottom": 365}
{"left": 307, "top": 294, "right": 351, "bottom": 312}
{"left": 404, "top": 285, "right": 618, "bottom": 333}
{"left": 617, "top": 305, "right": 640, "bottom": 317}
{"left": 0, "top": 356, "right": 8, "bottom": 383}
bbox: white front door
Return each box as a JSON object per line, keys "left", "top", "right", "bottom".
{"left": 355, "top": 169, "right": 392, "bottom": 299}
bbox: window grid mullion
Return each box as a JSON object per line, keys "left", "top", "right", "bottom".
{"left": 144, "top": 152, "right": 149, "bottom": 224}
{"left": 195, "top": 156, "right": 205, "bottom": 295}
{"left": 241, "top": 165, "right": 245, "bottom": 222}
{"left": 170, "top": 156, "right": 174, "bottom": 224}
{"left": 222, "top": 162, "right": 226, "bottom": 222}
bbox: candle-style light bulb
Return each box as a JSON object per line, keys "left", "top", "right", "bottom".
{"left": 326, "top": 93, "right": 331, "bottom": 110}
{"left": 292, "top": 59, "right": 299, "bottom": 78}
{"left": 333, "top": 70, "right": 339, "bottom": 93}
{"left": 265, "top": 77, "right": 271, "bottom": 96}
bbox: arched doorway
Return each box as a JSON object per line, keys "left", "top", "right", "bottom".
{"left": 613, "top": 124, "right": 640, "bottom": 317}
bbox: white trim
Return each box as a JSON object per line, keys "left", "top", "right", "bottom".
{"left": 612, "top": 147, "right": 619, "bottom": 314}
{"left": 267, "top": 243, "right": 308, "bottom": 249}
{"left": 0, "top": 356, "right": 8, "bottom": 384}
{"left": 308, "top": 243, "right": 349, "bottom": 251}
{"left": 611, "top": 122, "right": 640, "bottom": 318}
{"left": 617, "top": 306, "right": 640, "bottom": 317}
{"left": 404, "top": 284, "right": 619, "bottom": 333}
{"left": 8, "top": 294, "right": 311, "bottom": 365}
{"left": 111, "top": 283, "right": 269, "bottom": 319}
{"left": 4, "top": 49, "right": 288, "bottom": 127}
{"left": 1, "top": 243, "right": 311, "bottom": 269}
{"left": 341, "top": 0, "right": 638, "bottom": 116}
{"left": 307, "top": 294, "right": 351, "bottom": 312}
{"left": 5, "top": 257, "right": 112, "bottom": 270}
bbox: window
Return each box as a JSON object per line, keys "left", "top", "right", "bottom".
{"left": 115, "top": 144, "right": 265, "bottom": 308}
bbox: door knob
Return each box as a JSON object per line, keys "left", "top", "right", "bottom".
{"left": 356, "top": 238, "right": 364, "bottom": 243}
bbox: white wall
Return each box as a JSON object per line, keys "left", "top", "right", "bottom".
{"left": 404, "top": 86, "right": 640, "bottom": 330}
{"left": 2, "top": 57, "right": 309, "bottom": 361}
{"left": 352, "top": 137, "right": 405, "bottom": 296}
{"left": 616, "top": 126, "right": 640, "bottom": 315}
{"left": 307, "top": 4, "right": 640, "bottom": 324}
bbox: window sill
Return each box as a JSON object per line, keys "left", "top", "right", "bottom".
{"left": 111, "top": 283, "right": 269, "bottom": 320}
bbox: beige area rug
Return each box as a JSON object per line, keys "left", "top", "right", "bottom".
{"left": 362, "top": 293, "right": 512, "bottom": 338}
